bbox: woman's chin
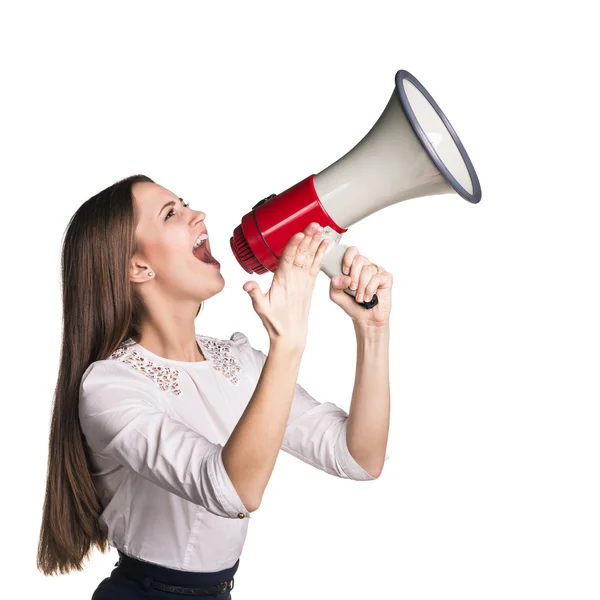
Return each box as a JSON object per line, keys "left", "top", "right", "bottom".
{"left": 203, "top": 274, "right": 226, "bottom": 294}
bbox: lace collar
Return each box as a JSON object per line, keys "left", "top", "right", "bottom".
{"left": 108, "top": 334, "right": 243, "bottom": 395}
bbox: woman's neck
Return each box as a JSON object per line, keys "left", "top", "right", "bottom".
{"left": 136, "top": 327, "right": 206, "bottom": 362}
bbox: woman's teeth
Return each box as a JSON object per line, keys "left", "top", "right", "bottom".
{"left": 193, "top": 233, "right": 209, "bottom": 250}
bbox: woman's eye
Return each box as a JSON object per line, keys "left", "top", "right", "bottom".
{"left": 165, "top": 201, "right": 190, "bottom": 221}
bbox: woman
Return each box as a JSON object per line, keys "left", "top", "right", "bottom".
{"left": 37, "top": 174, "right": 392, "bottom": 598}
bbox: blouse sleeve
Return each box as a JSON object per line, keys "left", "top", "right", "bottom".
{"left": 231, "top": 331, "right": 390, "bottom": 481}
{"left": 79, "top": 359, "right": 253, "bottom": 519}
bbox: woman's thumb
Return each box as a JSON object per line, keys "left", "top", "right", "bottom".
{"left": 330, "top": 275, "right": 351, "bottom": 292}
{"left": 243, "top": 281, "right": 264, "bottom": 310}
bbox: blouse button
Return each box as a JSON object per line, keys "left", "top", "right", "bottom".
{"left": 237, "top": 513, "right": 245, "bottom": 519}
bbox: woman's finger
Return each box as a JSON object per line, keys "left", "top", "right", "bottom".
{"left": 342, "top": 246, "right": 360, "bottom": 276}
{"left": 362, "top": 273, "right": 381, "bottom": 303}
{"left": 294, "top": 223, "right": 320, "bottom": 266}
{"left": 356, "top": 263, "right": 378, "bottom": 303}
{"left": 304, "top": 224, "right": 324, "bottom": 269}
{"left": 278, "top": 232, "right": 306, "bottom": 275}
{"left": 277, "top": 223, "right": 318, "bottom": 275}
{"left": 348, "top": 254, "right": 368, "bottom": 293}
{"left": 309, "top": 237, "right": 330, "bottom": 276}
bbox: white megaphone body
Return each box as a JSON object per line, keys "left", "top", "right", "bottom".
{"left": 230, "top": 69, "right": 482, "bottom": 308}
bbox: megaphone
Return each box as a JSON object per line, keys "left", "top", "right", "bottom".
{"left": 230, "top": 69, "right": 482, "bottom": 309}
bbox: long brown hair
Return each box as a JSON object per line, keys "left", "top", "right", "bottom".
{"left": 37, "top": 174, "right": 203, "bottom": 575}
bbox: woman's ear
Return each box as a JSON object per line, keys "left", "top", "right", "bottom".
{"left": 129, "top": 254, "right": 153, "bottom": 283}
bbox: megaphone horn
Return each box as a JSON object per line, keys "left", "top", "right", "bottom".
{"left": 231, "top": 69, "right": 482, "bottom": 308}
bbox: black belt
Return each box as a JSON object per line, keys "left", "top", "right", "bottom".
{"left": 149, "top": 578, "right": 234, "bottom": 596}
{"left": 115, "top": 553, "right": 236, "bottom": 596}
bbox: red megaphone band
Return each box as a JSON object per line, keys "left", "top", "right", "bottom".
{"left": 230, "top": 174, "right": 347, "bottom": 274}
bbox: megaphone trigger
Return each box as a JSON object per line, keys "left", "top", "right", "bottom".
{"left": 252, "top": 193, "right": 277, "bottom": 210}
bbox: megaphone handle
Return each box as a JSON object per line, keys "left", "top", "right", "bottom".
{"left": 318, "top": 234, "right": 379, "bottom": 310}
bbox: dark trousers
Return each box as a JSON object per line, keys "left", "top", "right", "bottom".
{"left": 91, "top": 550, "right": 238, "bottom": 599}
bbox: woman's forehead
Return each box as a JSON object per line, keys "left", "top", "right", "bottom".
{"left": 133, "top": 182, "right": 178, "bottom": 215}
{"left": 134, "top": 182, "right": 174, "bottom": 204}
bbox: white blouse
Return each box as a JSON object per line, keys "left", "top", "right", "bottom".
{"left": 79, "top": 331, "right": 389, "bottom": 572}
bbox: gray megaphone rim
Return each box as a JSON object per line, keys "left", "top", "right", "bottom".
{"left": 395, "top": 70, "right": 482, "bottom": 204}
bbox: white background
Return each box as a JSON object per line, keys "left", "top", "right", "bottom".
{"left": 1, "top": 1, "right": 598, "bottom": 599}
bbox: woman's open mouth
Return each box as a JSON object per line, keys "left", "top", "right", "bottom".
{"left": 193, "top": 241, "right": 220, "bottom": 267}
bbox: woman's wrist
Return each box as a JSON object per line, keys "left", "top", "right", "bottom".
{"left": 353, "top": 322, "right": 390, "bottom": 340}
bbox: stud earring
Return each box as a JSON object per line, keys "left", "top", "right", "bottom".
{"left": 147, "top": 271, "right": 154, "bottom": 277}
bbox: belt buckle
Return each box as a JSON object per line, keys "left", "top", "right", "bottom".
{"left": 217, "top": 580, "right": 231, "bottom": 593}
